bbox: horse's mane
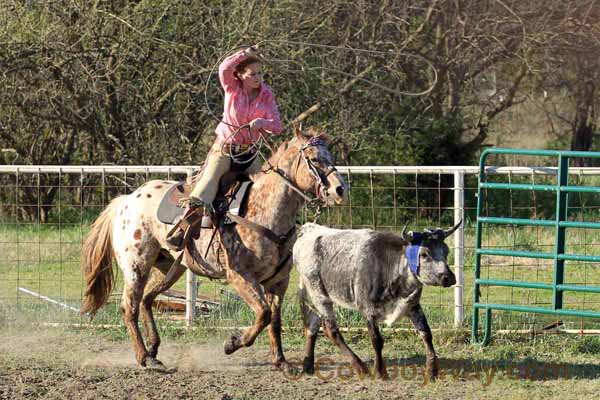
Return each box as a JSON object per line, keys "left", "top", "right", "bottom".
{"left": 304, "top": 127, "right": 332, "bottom": 143}
{"left": 266, "top": 126, "right": 332, "bottom": 167}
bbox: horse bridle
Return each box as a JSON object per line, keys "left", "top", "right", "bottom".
{"left": 298, "top": 137, "right": 338, "bottom": 200}
{"left": 260, "top": 134, "right": 338, "bottom": 204}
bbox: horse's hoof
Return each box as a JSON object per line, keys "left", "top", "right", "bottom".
{"left": 223, "top": 335, "right": 240, "bottom": 355}
{"left": 144, "top": 357, "right": 175, "bottom": 373}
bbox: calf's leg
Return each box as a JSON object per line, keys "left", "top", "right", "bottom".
{"left": 265, "top": 276, "right": 296, "bottom": 373}
{"left": 302, "top": 276, "right": 368, "bottom": 376}
{"left": 408, "top": 304, "right": 439, "bottom": 380}
{"left": 298, "top": 279, "right": 320, "bottom": 374}
{"left": 366, "top": 317, "right": 388, "bottom": 379}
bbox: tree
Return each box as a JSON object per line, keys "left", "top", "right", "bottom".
{"left": 527, "top": 1, "right": 600, "bottom": 165}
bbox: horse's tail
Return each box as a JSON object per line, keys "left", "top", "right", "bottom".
{"left": 80, "top": 195, "right": 126, "bottom": 318}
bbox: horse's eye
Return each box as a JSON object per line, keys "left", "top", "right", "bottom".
{"left": 420, "top": 253, "right": 429, "bottom": 259}
{"left": 310, "top": 157, "right": 319, "bottom": 163}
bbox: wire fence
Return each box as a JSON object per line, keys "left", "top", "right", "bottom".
{"left": 1, "top": 164, "right": 600, "bottom": 333}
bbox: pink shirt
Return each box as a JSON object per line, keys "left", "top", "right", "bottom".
{"left": 215, "top": 50, "right": 283, "bottom": 145}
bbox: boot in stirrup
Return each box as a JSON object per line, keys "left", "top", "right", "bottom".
{"left": 165, "top": 197, "right": 213, "bottom": 251}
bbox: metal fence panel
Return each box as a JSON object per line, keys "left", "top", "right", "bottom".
{"left": 2, "top": 164, "right": 600, "bottom": 332}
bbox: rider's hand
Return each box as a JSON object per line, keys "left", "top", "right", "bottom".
{"left": 245, "top": 45, "right": 261, "bottom": 58}
{"left": 249, "top": 118, "right": 267, "bottom": 130}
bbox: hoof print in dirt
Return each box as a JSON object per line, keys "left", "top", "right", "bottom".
{"left": 278, "top": 361, "right": 301, "bottom": 378}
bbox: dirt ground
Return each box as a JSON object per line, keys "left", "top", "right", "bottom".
{"left": 1, "top": 328, "right": 600, "bottom": 400}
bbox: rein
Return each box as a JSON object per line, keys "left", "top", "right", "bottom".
{"left": 257, "top": 131, "right": 332, "bottom": 207}
{"left": 178, "top": 132, "right": 335, "bottom": 287}
{"left": 221, "top": 133, "right": 333, "bottom": 270}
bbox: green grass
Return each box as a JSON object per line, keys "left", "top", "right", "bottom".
{"left": 2, "top": 218, "right": 600, "bottom": 335}
{"left": 2, "top": 218, "right": 600, "bottom": 399}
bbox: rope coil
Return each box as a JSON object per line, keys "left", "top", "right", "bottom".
{"left": 203, "top": 39, "right": 439, "bottom": 155}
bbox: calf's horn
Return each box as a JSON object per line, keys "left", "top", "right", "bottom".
{"left": 401, "top": 225, "right": 413, "bottom": 242}
{"left": 443, "top": 219, "right": 463, "bottom": 238}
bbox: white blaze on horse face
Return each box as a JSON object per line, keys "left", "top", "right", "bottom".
{"left": 308, "top": 144, "right": 347, "bottom": 206}
{"left": 328, "top": 171, "right": 348, "bottom": 205}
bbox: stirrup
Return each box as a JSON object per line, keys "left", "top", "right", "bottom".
{"left": 165, "top": 207, "right": 205, "bottom": 251}
{"left": 180, "top": 196, "right": 215, "bottom": 214}
{"left": 166, "top": 225, "right": 189, "bottom": 252}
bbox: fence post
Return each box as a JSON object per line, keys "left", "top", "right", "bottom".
{"left": 185, "top": 169, "right": 197, "bottom": 328}
{"left": 454, "top": 170, "right": 465, "bottom": 328}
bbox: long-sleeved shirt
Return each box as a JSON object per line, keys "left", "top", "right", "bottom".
{"left": 215, "top": 50, "right": 283, "bottom": 145}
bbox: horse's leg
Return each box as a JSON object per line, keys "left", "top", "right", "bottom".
{"left": 113, "top": 211, "right": 163, "bottom": 368}
{"left": 223, "top": 267, "right": 271, "bottom": 355}
{"left": 140, "top": 255, "right": 186, "bottom": 360}
{"left": 265, "top": 275, "right": 294, "bottom": 372}
{"left": 120, "top": 273, "right": 151, "bottom": 367}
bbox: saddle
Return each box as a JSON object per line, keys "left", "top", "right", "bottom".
{"left": 157, "top": 169, "right": 296, "bottom": 288}
{"left": 157, "top": 170, "right": 259, "bottom": 279}
{"left": 157, "top": 171, "right": 253, "bottom": 228}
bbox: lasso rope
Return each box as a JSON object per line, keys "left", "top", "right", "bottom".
{"left": 203, "top": 39, "right": 439, "bottom": 156}
{"left": 256, "top": 38, "right": 438, "bottom": 98}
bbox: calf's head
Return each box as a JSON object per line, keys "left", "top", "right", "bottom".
{"left": 402, "top": 220, "right": 461, "bottom": 287}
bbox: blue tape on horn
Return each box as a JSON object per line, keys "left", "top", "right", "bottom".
{"left": 406, "top": 243, "right": 420, "bottom": 275}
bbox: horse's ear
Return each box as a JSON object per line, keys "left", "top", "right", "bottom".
{"left": 293, "top": 122, "right": 305, "bottom": 141}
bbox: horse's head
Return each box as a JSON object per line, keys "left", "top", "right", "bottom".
{"left": 289, "top": 125, "right": 348, "bottom": 206}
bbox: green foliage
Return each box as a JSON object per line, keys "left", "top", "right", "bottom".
{"left": 0, "top": 1, "right": 502, "bottom": 168}
{"left": 2, "top": 0, "right": 599, "bottom": 222}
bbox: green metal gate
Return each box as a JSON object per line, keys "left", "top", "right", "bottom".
{"left": 472, "top": 148, "right": 600, "bottom": 345}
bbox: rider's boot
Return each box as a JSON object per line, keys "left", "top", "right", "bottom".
{"left": 166, "top": 197, "right": 214, "bottom": 251}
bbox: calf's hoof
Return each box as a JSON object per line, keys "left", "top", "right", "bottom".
{"left": 302, "top": 359, "right": 315, "bottom": 375}
{"left": 277, "top": 360, "right": 301, "bottom": 377}
{"left": 425, "top": 357, "right": 439, "bottom": 381}
{"left": 354, "top": 362, "right": 370, "bottom": 377}
{"left": 378, "top": 371, "right": 390, "bottom": 381}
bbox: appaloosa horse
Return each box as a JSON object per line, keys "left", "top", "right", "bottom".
{"left": 80, "top": 126, "right": 347, "bottom": 371}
